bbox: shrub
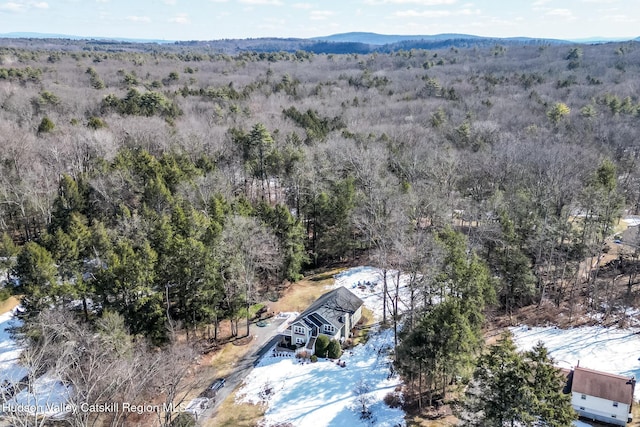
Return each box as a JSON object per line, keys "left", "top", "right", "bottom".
{"left": 383, "top": 392, "right": 402, "bottom": 408}
{"left": 310, "top": 355, "right": 318, "bottom": 363}
{"left": 327, "top": 339, "right": 342, "bottom": 359}
{"left": 315, "top": 334, "right": 330, "bottom": 357}
{"left": 37, "top": 117, "right": 55, "bottom": 134}
{"left": 87, "top": 116, "right": 106, "bottom": 130}
{"left": 547, "top": 102, "right": 570, "bottom": 125}
{"left": 171, "top": 412, "right": 196, "bottom": 427}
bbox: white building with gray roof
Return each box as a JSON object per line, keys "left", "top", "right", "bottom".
{"left": 280, "top": 286, "right": 363, "bottom": 355}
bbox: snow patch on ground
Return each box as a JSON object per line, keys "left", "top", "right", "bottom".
{"left": 276, "top": 311, "right": 299, "bottom": 333}
{"left": 622, "top": 216, "right": 640, "bottom": 227}
{"left": 333, "top": 266, "right": 414, "bottom": 321}
{"left": 510, "top": 325, "right": 640, "bottom": 397}
{"left": 237, "top": 328, "right": 403, "bottom": 427}
{"left": 236, "top": 267, "right": 407, "bottom": 427}
{"left": 0, "top": 309, "right": 70, "bottom": 416}
{"left": 0, "top": 311, "right": 28, "bottom": 385}
{"left": 10, "top": 375, "right": 72, "bottom": 415}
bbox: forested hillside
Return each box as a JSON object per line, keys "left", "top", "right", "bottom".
{"left": 0, "top": 39, "right": 639, "bottom": 423}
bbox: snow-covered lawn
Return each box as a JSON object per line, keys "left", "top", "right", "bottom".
{"left": 238, "top": 328, "right": 403, "bottom": 427}
{"left": 510, "top": 324, "right": 640, "bottom": 398}
{"left": 0, "top": 309, "right": 70, "bottom": 415}
{"left": 333, "top": 266, "right": 417, "bottom": 319}
{"left": 236, "top": 266, "right": 407, "bottom": 427}
{"left": 0, "top": 311, "right": 29, "bottom": 385}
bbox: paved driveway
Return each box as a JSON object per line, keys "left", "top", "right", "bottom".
{"left": 196, "top": 316, "right": 286, "bottom": 424}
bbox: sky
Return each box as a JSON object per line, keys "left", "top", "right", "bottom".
{"left": 0, "top": 0, "right": 638, "bottom": 41}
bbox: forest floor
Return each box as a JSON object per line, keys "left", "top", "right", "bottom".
{"left": 0, "top": 296, "right": 20, "bottom": 315}
{"left": 492, "top": 222, "right": 640, "bottom": 330}
{"left": 405, "top": 415, "right": 458, "bottom": 427}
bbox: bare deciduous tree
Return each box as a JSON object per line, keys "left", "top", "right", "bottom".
{"left": 218, "top": 215, "right": 281, "bottom": 337}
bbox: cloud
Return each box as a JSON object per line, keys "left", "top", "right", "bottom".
{"left": 0, "top": 2, "right": 26, "bottom": 12}
{"left": 310, "top": 10, "right": 334, "bottom": 20}
{"left": 394, "top": 7, "right": 477, "bottom": 17}
{"left": 603, "top": 14, "right": 635, "bottom": 23}
{"left": 239, "top": 0, "right": 283, "bottom": 5}
{"left": 364, "top": 0, "right": 457, "bottom": 5}
{"left": 293, "top": 2, "right": 313, "bottom": 9}
{"left": 169, "top": 12, "right": 190, "bottom": 24}
{"left": 163, "top": 0, "right": 176, "bottom": 4}
{"left": 126, "top": 15, "right": 151, "bottom": 23}
{"left": 0, "top": 0, "right": 49, "bottom": 12}
{"left": 546, "top": 8, "right": 573, "bottom": 17}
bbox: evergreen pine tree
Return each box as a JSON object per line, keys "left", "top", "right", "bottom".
{"left": 526, "top": 343, "right": 576, "bottom": 427}
{"left": 459, "top": 334, "right": 575, "bottom": 427}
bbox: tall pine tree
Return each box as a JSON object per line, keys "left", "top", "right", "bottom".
{"left": 459, "top": 334, "right": 575, "bottom": 427}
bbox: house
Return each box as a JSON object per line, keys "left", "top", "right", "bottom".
{"left": 568, "top": 365, "right": 635, "bottom": 426}
{"left": 280, "top": 287, "right": 364, "bottom": 355}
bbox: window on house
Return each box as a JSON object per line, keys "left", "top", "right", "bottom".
{"left": 294, "top": 326, "right": 305, "bottom": 335}
{"left": 613, "top": 402, "right": 619, "bottom": 407}
{"left": 579, "top": 407, "right": 585, "bottom": 411}
{"left": 612, "top": 415, "right": 617, "bottom": 419}
{"left": 295, "top": 337, "right": 304, "bottom": 345}
{"left": 325, "top": 324, "right": 335, "bottom": 333}
{"left": 581, "top": 394, "right": 586, "bottom": 400}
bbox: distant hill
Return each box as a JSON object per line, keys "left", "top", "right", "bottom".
{"left": 310, "top": 32, "right": 484, "bottom": 45}
{"left": 0, "top": 32, "right": 173, "bottom": 44}
{"left": 170, "top": 34, "right": 572, "bottom": 55}
{"left": 311, "top": 32, "right": 570, "bottom": 46}
{"left": 0, "top": 31, "right": 635, "bottom": 54}
{"left": 2, "top": 31, "right": 82, "bottom": 39}
{"left": 570, "top": 36, "right": 637, "bottom": 43}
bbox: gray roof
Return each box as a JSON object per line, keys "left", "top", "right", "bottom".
{"left": 294, "top": 287, "right": 363, "bottom": 328}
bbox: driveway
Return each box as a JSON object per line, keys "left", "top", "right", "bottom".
{"left": 196, "top": 316, "right": 286, "bottom": 424}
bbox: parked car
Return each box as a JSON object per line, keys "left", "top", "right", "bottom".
{"left": 210, "top": 378, "right": 225, "bottom": 392}
{"left": 200, "top": 378, "right": 226, "bottom": 398}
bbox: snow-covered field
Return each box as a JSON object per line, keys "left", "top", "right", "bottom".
{"left": 333, "top": 266, "right": 415, "bottom": 320}
{"left": 622, "top": 216, "right": 640, "bottom": 227}
{"left": 236, "top": 266, "right": 407, "bottom": 427}
{"left": 0, "top": 309, "right": 70, "bottom": 415}
{"left": 0, "top": 311, "right": 28, "bottom": 385}
{"left": 239, "top": 328, "right": 403, "bottom": 427}
{"left": 510, "top": 325, "right": 640, "bottom": 397}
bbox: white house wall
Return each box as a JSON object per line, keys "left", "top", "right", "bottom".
{"left": 352, "top": 307, "right": 362, "bottom": 327}
{"left": 571, "top": 393, "right": 630, "bottom": 426}
{"left": 291, "top": 322, "right": 310, "bottom": 346}
{"left": 340, "top": 314, "right": 353, "bottom": 339}
{"left": 321, "top": 324, "right": 340, "bottom": 341}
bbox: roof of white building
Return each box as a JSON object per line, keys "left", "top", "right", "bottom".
{"left": 571, "top": 366, "right": 635, "bottom": 406}
{"left": 292, "top": 286, "right": 363, "bottom": 328}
